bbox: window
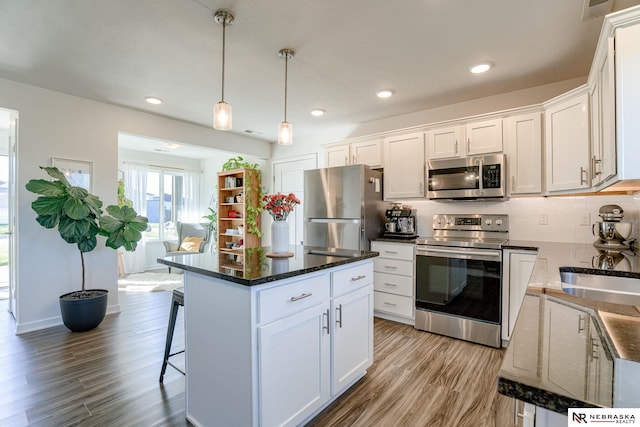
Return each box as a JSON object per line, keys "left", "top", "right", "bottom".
{"left": 145, "top": 168, "right": 192, "bottom": 240}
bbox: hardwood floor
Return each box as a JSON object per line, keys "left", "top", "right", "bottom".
{"left": 0, "top": 292, "right": 514, "bottom": 426}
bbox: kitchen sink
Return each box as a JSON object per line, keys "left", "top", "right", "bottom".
{"left": 560, "top": 270, "right": 640, "bottom": 306}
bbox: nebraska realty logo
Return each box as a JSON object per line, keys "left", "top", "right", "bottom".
{"left": 569, "top": 408, "right": 639, "bottom": 425}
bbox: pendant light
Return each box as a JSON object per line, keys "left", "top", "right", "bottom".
{"left": 278, "top": 48, "right": 295, "bottom": 145}
{"left": 213, "top": 10, "right": 235, "bottom": 131}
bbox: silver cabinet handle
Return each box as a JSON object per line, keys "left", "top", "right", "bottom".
{"left": 511, "top": 175, "right": 516, "bottom": 191}
{"left": 352, "top": 154, "right": 356, "bottom": 164}
{"left": 344, "top": 155, "right": 348, "bottom": 165}
{"left": 384, "top": 250, "right": 398, "bottom": 254}
{"left": 383, "top": 282, "right": 398, "bottom": 287}
{"left": 454, "top": 140, "right": 458, "bottom": 155}
{"left": 580, "top": 167, "right": 588, "bottom": 185}
{"left": 578, "top": 315, "right": 586, "bottom": 333}
{"left": 336, "top": 304, "right": 343, "bottom": 328}
{"left": 290, "top": 292, "right": 312, "bottom": 302}
{"left": 591, "top": 337, "right": 599, "bottom": 359}
{"left": 323, "top": 309, "right": 330, "bottom": 335}
{"left": 592, "top": 156, "right": 602, "bottom": 177}
{"left": 467, "top": 138, "right": 471, "bottom": 153}
{"left": 384, "top": 302, "right": 397, "bottom": 306}
{"left": 383, "top": 265, "right": 398, "bottom": 269}
{"left": 351, "top": 275, "right": 366, "bottom": 281}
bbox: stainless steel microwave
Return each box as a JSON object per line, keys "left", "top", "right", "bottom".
{"left": 427, "top": 154, "right": 507, "bottom": 200}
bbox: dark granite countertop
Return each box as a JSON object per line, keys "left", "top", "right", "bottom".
{"left": 498, "top": 240, "right": 640, "bottom": 413}
{"left": 371, "top": 237, "right": 419, "bottom": 244}
{"left": 157, "top": 245, "right": 378, "bottom": 286}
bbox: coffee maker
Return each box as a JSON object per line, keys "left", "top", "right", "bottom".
{"left": 383, "top": 208, "right": 418, "bottom": 239}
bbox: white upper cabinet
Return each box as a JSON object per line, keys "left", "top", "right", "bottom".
{"left": 544, "top": 90, "right": 591, "bottom": 193}
{"left": 324, "top": 139, "right": 382, "bottom": 168}
{"left": 504, "top": 113, "right": 542, "bottom": 195}
{"left": 590, "top": 35, "right": 617, "bottom": 187}
{"left": 325, "top": 144, "right": 350, "bottom": 168}
{"left": 426, "top": 125, "right": 463, "bottom": 159}
{"left": 351, "top": 139, "right": 383, "bottom": 168}
{"left": 383, "top": 132, "right": 425, "bottom": 199}
{"left": 465, "top": 118, "right": 503, "bottom": 155}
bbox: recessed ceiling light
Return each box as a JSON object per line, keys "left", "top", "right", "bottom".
{"left": 145, "top": 96, "right": 163, "bottom": 105}
{"left": 469, "top": 62, "right": 493, "bottom": 74}
{"left": 311, "top": 109, "right": 325, "bottom": 117}
{"left": 163, "top": 142, "right": 180, "bottom": 149}
{"left": 376, "top": 89, "right": 394, "bottom": 98}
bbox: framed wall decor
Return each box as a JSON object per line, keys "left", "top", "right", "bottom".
{"left": 51, "top": 158, "right": 93, "bottom": 191}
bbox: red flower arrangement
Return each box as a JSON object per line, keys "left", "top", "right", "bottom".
{"left": 262, "top": 192, "right": 301, "bottom": 221}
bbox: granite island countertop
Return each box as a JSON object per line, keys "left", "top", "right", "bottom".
{"left": 498, "top": 240, "right": 640, "bottom": 413}
{"left": 157, "top": 245, "right": 379, "bottom": 286}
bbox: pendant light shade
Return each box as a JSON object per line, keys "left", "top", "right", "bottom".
{"left": 213, "top": 10, "right": 234, "bottom": 131}
{"left": 278, "top": 48, "right": 295, "bottom": 145}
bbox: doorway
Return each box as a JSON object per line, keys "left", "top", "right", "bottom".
{"left": 272, "top": 154, "right": 317, "bottom": 246}
{"left": 0, "top": 107, "right": 18, "bottom": 317}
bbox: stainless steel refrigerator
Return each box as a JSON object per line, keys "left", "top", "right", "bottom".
{"left": 303, "top": 164, "right": 384, "bottom": 251}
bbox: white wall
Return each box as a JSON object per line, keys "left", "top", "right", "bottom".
{"left": 1, "top": 76, "right": 271, "bottom": 333}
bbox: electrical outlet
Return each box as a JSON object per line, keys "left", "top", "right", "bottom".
{"left": 580, "top": 213, "right": 590, "bottom": 226}
{"left": 538, "top": 213, "right": 548, "bottom": 225}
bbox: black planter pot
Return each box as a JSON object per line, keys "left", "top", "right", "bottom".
{"left": 59, "top": 289, "right": 109, "bottom": 332}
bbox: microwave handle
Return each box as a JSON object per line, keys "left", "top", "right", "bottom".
{"left": 478, "top": 158, "right": 483, "bottom": 192}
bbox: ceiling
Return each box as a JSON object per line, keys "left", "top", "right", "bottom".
{"left": 1, "top": 0, "right": 639, "bottom": 152}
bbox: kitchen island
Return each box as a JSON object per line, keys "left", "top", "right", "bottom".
{"left": 498, "top": 241, "right": 640, "bottom": 424}
{"left": 158, "top": 245, "right": 378, "bottom": 427}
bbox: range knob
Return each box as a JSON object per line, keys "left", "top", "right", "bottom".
{"left": 495, "top": 219, "right": 503, "bottom": 226}
{"left": 485, "top": 219, "right": 492, "bottom": 225}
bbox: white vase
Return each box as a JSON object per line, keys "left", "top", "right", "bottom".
{"left": 271, "top": 220, "right": 289, "bottom": 253}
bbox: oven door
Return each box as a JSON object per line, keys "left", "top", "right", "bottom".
{"left": 415, "top": 246, "right": 501, "bottom": 324}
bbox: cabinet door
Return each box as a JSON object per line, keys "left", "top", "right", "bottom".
{"left": 466, "top": 118, "right": 503, "bottom": 155}
{"left": 383, "top": 132, "right": 425, "bottom": 199}
{"left": 259, "top": 304, "right": 330, "bottom": 427}
{"left": 325, "top": 144, "right": 350, "bottom": 168}
{"left": 332, "top": 285, "right": 373, "bottom": 394}
{"left": 352, "top": 139, "right": 383, "bottom": 168}
{"left": 504, "top": 113, "right": 542, "bottom": 195}
{"left": 502, "top": 250, "right": 537, "bottom": 341}
{"left": 544, "top": 92, "right": 591, "bottom": 192}
{"left": 543, "top": 300, "right": 588, "bottom": 399}
{"left": 591, "top": 36, "right": 616, "bottom": 187}
{"left": 426, "top": 126, "right": 463, "bottom": 159}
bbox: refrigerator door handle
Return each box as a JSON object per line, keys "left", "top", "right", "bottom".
{"left": 305, "top": 218, "right": 361, "bottom": 224}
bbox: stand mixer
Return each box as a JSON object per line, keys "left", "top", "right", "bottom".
{"left": 592, "top": 204, "right": 635, "bottom": 253}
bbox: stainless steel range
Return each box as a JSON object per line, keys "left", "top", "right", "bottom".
{"left": 415, "top": 214, "right": 509, "bottom": 348}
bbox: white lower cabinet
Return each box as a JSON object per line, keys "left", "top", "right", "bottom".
{"left": 259, "top": 303, "right": 330, "bottom": 426}
{"left": 371, "top": 241, "right": 415, "bottom": 324}
{"left": 184, "top": 260, "right": 374, "bottom": 427}
{"left": 501, "top": 250, "right": 537, "bottom": 342}
{"left": 331, "top": 284, "right": 373, "bottom": 393}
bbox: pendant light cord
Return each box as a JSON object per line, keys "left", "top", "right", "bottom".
{"left": 283, "top": 53, "right": 288, "bottom": 122}
{"left": 221, "top": 19, "right": 226, "bottom": 102}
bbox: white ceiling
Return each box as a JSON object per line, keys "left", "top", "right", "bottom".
{"left": 1, "top": 0, "right": 639, "bottom": 154}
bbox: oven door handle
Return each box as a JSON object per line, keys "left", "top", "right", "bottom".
{"left": 416, "top": 246, "right": 501, "bottom": 261}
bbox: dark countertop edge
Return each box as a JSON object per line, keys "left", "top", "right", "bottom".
{"left": 497, "top": 377, "right": 600, "bottom": 414}
{"left": 502, "top": 241, "right": 540, "bottom": 251}
{"left": 371, "top": 237, "right": 419, "bottom": 244}
{"left": 559, "top": 265, "right": 640, "bottom": 279}
{"left": 157, "top": 251, "right": 379, "bottom": 286}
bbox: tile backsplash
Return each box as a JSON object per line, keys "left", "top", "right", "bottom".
{"left": 402, "top": 194, "right": 640, "bottom": 244}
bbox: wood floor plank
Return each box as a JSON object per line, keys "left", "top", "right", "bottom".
{"left": 0, "top": 292, "right": 514, "bottom": 426}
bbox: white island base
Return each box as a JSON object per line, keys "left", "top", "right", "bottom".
{"left": 183, "top": 259, "right": 374, "bottom": 427}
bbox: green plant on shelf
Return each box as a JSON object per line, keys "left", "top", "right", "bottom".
{"left": 221, "top": 156, "right": 259, "bottom": 171}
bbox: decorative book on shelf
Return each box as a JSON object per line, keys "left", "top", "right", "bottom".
{"left": 217, "top": 168, "right": 262, "bottom": 274}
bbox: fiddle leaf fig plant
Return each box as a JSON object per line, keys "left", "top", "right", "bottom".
{"left": 26, "top": 166, "right": 148, "bottom": 292}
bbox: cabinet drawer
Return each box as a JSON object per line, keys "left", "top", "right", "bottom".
{"left": 258, "top": 275, "right": 330, "bottom": 324}
{"left": 374, "top": 292, "right": 413, "bottom": 318}
{"left": 374, "top": 272, "right": 414, "bottom": 297}
{"left": 371, "top": 241, "right": 414, "bottom": 261}
{"left": 332, "top": 262, "right": 373, "bottom": 297}
{"left": 373, "top": 258, "right": 413, "bottom": 277}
